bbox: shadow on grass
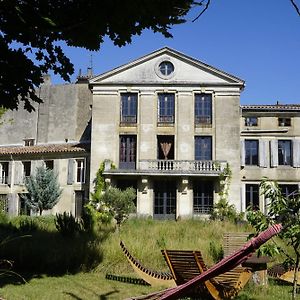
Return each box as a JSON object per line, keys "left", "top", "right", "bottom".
{"left": 0, "top": 219, "right": 113, "bottom": 287}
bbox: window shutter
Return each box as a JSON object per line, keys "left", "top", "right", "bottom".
{"left": 293, "top": 139, "right": 300, "bottom": 167}
{"left": 259, "top": 140, "right": 268, "bottom": 168}
{"left": 53, "top": 159, "right": 59, "bottom": 174}
{"left": 31, "top": 160, "right": 43, "bottom": 176}
{"left": 67, "top": 159, "right": 75, "bottom": 185}
{"left": 240, "top": 139, "right": 245, "bottom": 167}
{"left": 270, "top": 140, "right": 278, "bottom": 167}
{"left": 7, "top": 161, "right": 12, "bottom": 185}
{"left": 14, "top": 161, "right": 24, "bottom": 185}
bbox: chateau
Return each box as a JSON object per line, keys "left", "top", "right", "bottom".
{"left": 0, "top": 48, "right": 299, "bottom": 218}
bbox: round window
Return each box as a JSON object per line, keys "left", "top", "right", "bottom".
{"left": 159, "top": 61, "right": 174, "bottom": 76}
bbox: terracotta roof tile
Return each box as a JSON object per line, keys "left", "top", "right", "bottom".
{"left": 0, "top": 143, "right": 90, "bottom": 156}
{"left": 241, "top": 104, "right": 300, "bottom": 111}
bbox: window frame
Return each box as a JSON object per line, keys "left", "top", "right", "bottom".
{"left": 0, "top": 162, "right": 9, "bottom": 184}
{"left": 195, "top": 136, "right": 212, "bottom": 161}
{"left": 119, "top": 135, "right": 137, "bottom": 169}
{"left": 75, "top": 158, "right": 85, "bottom": 183}
{"left": 157, "top": 93, "right": 175, "bottom": 125}
{"left": 278, "top": 117, "right": 291, "bottom": 127}
{"left": 194, "top": 93, "right": 212, "bottom": 126}
{"left": 245, "top": 184, "right": 260, "bottom": 210}
{"left": 245, "top": 139, "right": 259, "bottom": 166}
{"left": 278, "top": 140, "right": 293, "bottom": 166}
{"left": 244, "top": 117, "right": 258, "bottom": 127}
{"left": 120, "top": 93, "right": 138, "bottom": 125}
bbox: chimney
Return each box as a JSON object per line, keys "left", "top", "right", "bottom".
{"left": 42, "top": 74, "right": 51, "bottom": 85}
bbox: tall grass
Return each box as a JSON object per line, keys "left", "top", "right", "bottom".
{"left": 99, "top": 218, "right": 253, "bottom": 274}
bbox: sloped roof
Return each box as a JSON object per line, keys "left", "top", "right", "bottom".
{"left": 90, "top": 47, "right": 245, "bottom": 86}
{"left": 241, "top": 104, "right": 300, "bottom": 111}
{"left": 0, "top": 143, "right": 90, "bottom": 156}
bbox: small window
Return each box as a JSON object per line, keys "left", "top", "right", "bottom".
{"left": 24, "top": 139, "right": 35, "bottom": 146}
{"left": 245, "top": 140, "right": 259, "bottom": 166}
{"left": 159, "top": 61, "right": 174, "bottom": 76}
{"left": 278, "top": 118, "right": 291, "bottom": 127}
{"left": 0, "top": 162, "right": 9, "bottom": 184}
{"left": 44, "top": 160, "right": 54, "bottom": 170}
{"left": 246, "top": 184, "right": 260, "bottom": 210}
{"left": 245, "top": 117, "right": 258, "bottom": 127}
{"left": 23, "top": 161, "right": 31, "bottom": 179}
{"left": 76, "top": 159, "right": 85, "bottom": 183}
{"left": 0, "top": 194, "right": 8, "bottom": 213}
{"left": 278, "top": 140, "right": 292, "bottom": 166}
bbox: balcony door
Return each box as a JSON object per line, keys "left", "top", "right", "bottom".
{"left": 157, "top": 136, "right": 174, "bottom": 160}
{"left": 119, "top": 135, "right": 136, "bottom": 169}
{"left": 154, "top": 180, "right": 176, "bottom": 219}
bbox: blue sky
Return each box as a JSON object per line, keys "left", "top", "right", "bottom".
{"left": 52, "top": 0, "right": 300, "bottom": 105}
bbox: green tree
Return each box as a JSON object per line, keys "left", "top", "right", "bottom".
{"left": 0, "top": 0, "right": 208, "bottom": 111}
{"left": 247, "top": 178, "right": 300, "bottom": 300}
{"left": 100, "top": 187, "right": 136, "bottom": 229}
{"left": 22, "top": 166, "right": 62, "bottom": 215}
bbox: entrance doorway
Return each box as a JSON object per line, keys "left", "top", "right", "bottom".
{"left": 154, "top": 180, "right": 176, "bottom": 219}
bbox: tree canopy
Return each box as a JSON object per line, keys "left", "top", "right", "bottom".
{"left": 0, "top": 0, "right": 207, "bottom": 111}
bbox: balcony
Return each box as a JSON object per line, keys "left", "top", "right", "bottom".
{"left": 104, "top": 159, "right": 227, "bottom": 177}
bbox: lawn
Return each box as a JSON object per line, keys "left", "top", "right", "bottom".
{"left": 0, "top": 217, "right": 298, "bottom": 299}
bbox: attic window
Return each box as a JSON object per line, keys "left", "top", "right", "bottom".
{"left": 159, "top": 61, "right": 174, "bottom": 76}
{"left": 24, "top": 139, "right": 35, "bottom": 146}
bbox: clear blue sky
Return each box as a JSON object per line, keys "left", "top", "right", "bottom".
{"left": 52, "top": 0, "right": 300, "bottom": 105}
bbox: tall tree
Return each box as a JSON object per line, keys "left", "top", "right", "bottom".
{"left": 247, "top": 179, "right": 300, "bottom": 300}
{"left": 22, "top": 166, "right": 62, "bottom": 215}
{"left": 0, "top": 0, "right": 209, "bottom": 111}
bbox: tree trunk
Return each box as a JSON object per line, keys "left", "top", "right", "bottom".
{"left": 292, "top": 251, "right": 300, "bottom": 300}
{"left": 39, "top": 208, "right": 43, "bottom": 216}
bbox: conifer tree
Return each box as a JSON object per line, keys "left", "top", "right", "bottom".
{"left": 22, "top": 166, "right": 62, "bottom": 215}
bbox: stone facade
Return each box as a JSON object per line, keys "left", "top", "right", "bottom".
{"left": 0, "top": 47, "right": 299, "bottom": 218}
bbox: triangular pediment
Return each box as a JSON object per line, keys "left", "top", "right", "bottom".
{"left": 90, "top": 47, "right": 244, "bottom": 86}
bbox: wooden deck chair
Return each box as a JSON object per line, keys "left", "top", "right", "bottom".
{"left": 268, "top": 263, "right": 300, "bottom": 285}
{"left": 127, "top": 224, "right": 282, "bottom": 300}
{"left": 120, "top": 241, "right": 176, "bottom": 288}
{"left": 162, "top": 249, "right": 251, "bottom": 300}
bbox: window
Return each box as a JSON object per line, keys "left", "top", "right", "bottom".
{"left": 278, "top": 140, "right": 292, "bottom": 166}
{"left": 0, "top": 162, "right": 8, "bottom": 184}
{"left": 195, "top": 93, "right": 212, "bottom": 125}
{"left": 245, "top": 117, "right": 258, "bottom": 127}
{"left": 158, "top": 93, "right": 175, "bottom": 124}
{"left": 24, "top": 139, "right": 35, "bottom": 146}
{"left": 278, "top": 117, "right": 291, "bottom": 127}
{"left": 158, "top": 61, "right": 174, "bottom": 76}
{"left": 76, "top": 159, "right": 85, "bottom": 183}
{"left": 0, "top": 194, "right": 8, "bottom": 213}
{"left": 119, "top": 135, "right": 136, "bottom": 169}
{"left": 279, "top": 184, "right": 298, "bottom": 198}
{"left": 23, "top": 161, "right": 31, "bottom": 181}
{"left": 245, "top": 140, "right": 259, "bottom": 165}
{"left": 195, "top": 136, "right": 212, "bottom": 160}
{"left": 246, "top": 184, "right": 259, "bottom": 210}
{"left": 19, "top": 196, "right": 30, "bottom": 215}
{"left": 193, "top": 181, "right": 213, "bottom": 214}
{"left": 44, "top": 160, "right": 54, "bottom": 170}
{"left": 120, "top": 93, "right": 137, "bottom": 124}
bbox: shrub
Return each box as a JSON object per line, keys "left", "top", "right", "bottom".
{"left": 55, "top": 212, "right": 83, "bottom": 237}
